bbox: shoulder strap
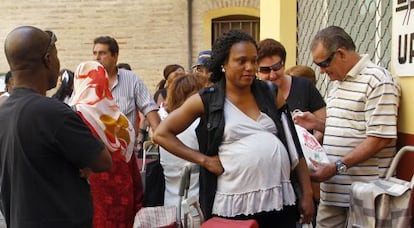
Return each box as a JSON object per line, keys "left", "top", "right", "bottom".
{"left": 261, "top": 80, "right": 304, "bottom": 164}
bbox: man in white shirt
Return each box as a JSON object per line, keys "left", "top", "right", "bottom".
{"left": 294, "top": 26, "right": 401, "bottom": 227}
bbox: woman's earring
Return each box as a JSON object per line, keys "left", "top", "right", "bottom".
{"left": 221, "top": 66, "right": 225, "bottom": 73}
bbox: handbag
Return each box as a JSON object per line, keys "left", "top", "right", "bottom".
{"left": 135, "top": 164, "right": 203, "bottom": 228}
{"left": 141, "top": 142, "right": 165, "bottom": 207}
{"left": 134, "top": 205, "right": 177, "bottom": 228}
{"left": 348, "top": 146, "right": 414, "bottom": 228}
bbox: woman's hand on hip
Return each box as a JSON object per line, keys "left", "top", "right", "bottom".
{"left": 203, "top": 155, "right": 224, "bottom": 176}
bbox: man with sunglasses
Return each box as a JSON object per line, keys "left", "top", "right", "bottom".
{"left": 295, "top": 26, "right": 401, "bottom": 227}
{"left": 257, "top": 38, "right": 326, "bottom": 226}
{"left": 0, "top": 26, "right": 113, "bottom": 227}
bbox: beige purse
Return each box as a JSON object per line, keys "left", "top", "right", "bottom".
{"left": 348, "top": 146, "right": 414, "bottom": 228}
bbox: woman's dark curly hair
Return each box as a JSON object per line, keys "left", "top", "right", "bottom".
{"left": 208, "top": 29, "right": 257, "bottom": 83}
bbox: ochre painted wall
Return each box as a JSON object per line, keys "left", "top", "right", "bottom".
{"left": 397, "top": 77, "right": 414, "bottom": 135}
{"left": 259, "top": 0, "right": 296, "bottom": 68}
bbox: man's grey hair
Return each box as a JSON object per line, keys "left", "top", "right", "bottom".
{"left": 311, "top": 26, "right": 356, "bottom": 53}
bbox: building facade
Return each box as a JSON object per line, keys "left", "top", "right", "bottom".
{"left": 0, "top": 0, "right": 259, "bottom": 90}
{"left": 1, "top": 0, "right": 413, "bottom": 154}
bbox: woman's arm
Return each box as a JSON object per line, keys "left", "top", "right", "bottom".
{"left": 295, "top": 158, "right": 315, "bottom": 224}
{"left": 153, "top": 94, "right": 224, "bottom": 175}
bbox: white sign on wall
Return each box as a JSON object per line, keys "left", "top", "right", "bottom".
{"left": 393, "top": 0, "right": 414, "bottom": 76}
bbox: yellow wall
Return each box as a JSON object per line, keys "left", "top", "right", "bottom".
{"left": 259, "top": 0, "right": 296, "bottom": 68}
{"left": 397, "top": 77, "right": 414, "bottom": 134}
{"left": 203, "top": 7, "right": 260, "bottom": 49}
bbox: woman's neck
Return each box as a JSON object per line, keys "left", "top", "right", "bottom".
{"left": 279, "top": 75, "right": 292, "bottom": 100}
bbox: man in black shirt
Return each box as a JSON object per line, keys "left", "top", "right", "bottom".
{"left": 0, "top": 26, "right": 112, "bottom": 228}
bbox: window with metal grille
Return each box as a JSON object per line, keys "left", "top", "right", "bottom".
{"left": 211, "top": 15, "right": 260, "bottom": 45}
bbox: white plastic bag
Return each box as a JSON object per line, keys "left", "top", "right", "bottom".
{"left": 294, "top": 124, "right": 329, "bottom": 170}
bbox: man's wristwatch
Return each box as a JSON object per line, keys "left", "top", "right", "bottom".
{"left": 335, "top": 160, "right": 348, "bottom": 174}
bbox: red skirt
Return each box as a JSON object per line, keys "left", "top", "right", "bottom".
{"left": 89, "top": 151, "right": 143, "bottom": 228}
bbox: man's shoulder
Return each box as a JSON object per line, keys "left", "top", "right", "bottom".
{"left": 118, "top": 68, "right": 139, "bottom": 79}
{"left": 23, "top": 96, "right": 74, "bottom": 120}
{"left": 361, "top": 62, "right": 399, "bottom": 88}
{"left": 357, "top": 55, "right": 391, "bottom": 79}
{"left": 117, "top": 68, "right": 143, "bottom": 88}
{"left": 32, "top": 96, "right": 68, "bottom": 109}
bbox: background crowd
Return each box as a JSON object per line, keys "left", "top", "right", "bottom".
{"left": 0, "top": 24, "right": 401, "bottom": 228}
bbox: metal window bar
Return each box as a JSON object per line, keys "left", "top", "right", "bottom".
{"left": 212, "top": 19, "right": 260, "bottom": 44}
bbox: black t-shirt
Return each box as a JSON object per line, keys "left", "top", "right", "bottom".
{"left": 286, "top": 76, "right": 326, "bottom": 113}
{"left": 0, "top": 88, "right": 104, "bottom": 227}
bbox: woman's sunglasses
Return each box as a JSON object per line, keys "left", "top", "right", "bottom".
{"left": 258, "top": 60, "right": 284, "bottom": 74}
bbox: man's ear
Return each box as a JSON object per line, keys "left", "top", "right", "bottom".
{"left": 336, "top": 48, "right": 347, "bottom": 60}
{"left": 43, "top": 53, "right": 51, "bottom": 68}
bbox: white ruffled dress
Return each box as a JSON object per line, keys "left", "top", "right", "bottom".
{"left": 212, "top": 99, "right": 296, "bottom": 217}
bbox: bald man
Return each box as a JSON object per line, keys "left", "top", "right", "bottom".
{"left": 0, "top": 26, "right": 112, "bottom": 227}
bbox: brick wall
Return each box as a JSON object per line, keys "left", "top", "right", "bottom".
{"left": 0, "top": 0, "right": 259, "bottom": 93}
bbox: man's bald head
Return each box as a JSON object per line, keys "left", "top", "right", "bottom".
{"left": 4, "top": 26, "right": 52, "bottom": 70}
{"left": 4, "top": 26, "right": 60, "bottom": 93}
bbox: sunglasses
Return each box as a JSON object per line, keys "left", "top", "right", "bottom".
{"left": 44, "top": 30, "right": 56, "bottom": 57}
{"left": 258, "top": 60, "right": 284, "bottom": 74}
{"left": 314, "top": 51, "right": 336, "bottom": 68}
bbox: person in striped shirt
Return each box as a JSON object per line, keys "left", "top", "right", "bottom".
{"left": 92, "top": 36, "right": 160, "bottom": 151}
{"left": 293, "top": 26, "right": 401, "bottom": 227}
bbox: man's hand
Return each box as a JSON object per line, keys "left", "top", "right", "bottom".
{"left": 293, "top": 111, "right": 324, "bottom": 132}
{"left": 309, "top": 159, "right": 336, "bottom": 182}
